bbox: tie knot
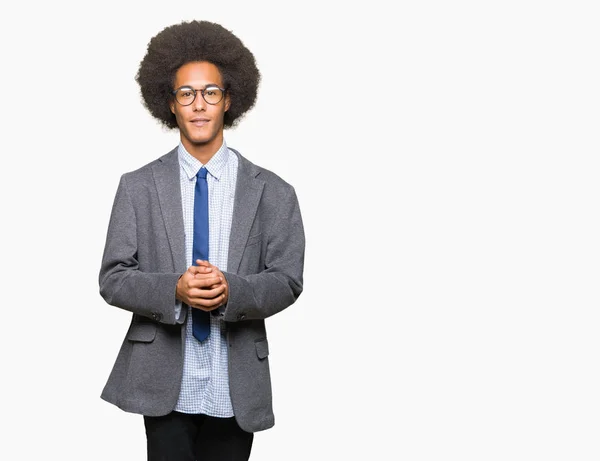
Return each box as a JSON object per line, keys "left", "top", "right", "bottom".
{"left": 197, "top": 167, "right": 208, "bottom": 179}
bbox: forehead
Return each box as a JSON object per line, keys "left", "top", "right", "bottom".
{"left": 173, "top": 61, "right": 223, "bottom": 87}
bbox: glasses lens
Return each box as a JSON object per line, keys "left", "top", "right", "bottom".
{"left": 203, "top": 87, "right": 224, "bottom": 104}
{"left": 175, "top": 88, "right": 196, "bottom": 106}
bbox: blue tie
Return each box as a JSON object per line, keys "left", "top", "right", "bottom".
{"left": 192, "top": 167, "right": 210, "bottom": 341}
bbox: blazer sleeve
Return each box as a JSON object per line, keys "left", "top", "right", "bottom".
{"left": 98, "top": 174, "right": 181, "bottom": 324}
{"left": 222, "top": 185, "right": 305, "bottom": 322}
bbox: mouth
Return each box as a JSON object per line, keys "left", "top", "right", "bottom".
{"left": 190, "top": 118, "right": 209, "bottom": 127}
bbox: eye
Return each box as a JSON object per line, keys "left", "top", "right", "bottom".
{"left": 181, "top": 90, "right": 194, "bottom": 98}
{"left": 205, "top": 89, "right": 217, "bottom": 96}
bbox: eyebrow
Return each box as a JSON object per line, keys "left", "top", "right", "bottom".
{"left": 177, "top": 83, "right": 221, "bottom": 89}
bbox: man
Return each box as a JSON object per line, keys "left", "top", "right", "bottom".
{"left": 99, "top": 20, "right": 305, "bottom": 461}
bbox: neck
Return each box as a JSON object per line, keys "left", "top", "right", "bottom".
{"left": 181, "top": 133, "right": 224, "bottom": 164}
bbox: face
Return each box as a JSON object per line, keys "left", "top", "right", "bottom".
{"left": 170, "top": 61, "right": 231, "bottom": 158}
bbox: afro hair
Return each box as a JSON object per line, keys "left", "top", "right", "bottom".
{"left": 136, "top": 20, "right": 260, "bottom": 129}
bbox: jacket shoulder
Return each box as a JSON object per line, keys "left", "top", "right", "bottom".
{"left": 119, "top": 148, "right": 178, "bottom": 183}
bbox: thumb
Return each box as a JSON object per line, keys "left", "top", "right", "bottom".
{"left": 188, "top": 265, "right": 202, "bottom": 275}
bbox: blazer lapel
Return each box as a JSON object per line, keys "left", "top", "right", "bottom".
{"left": 152, "top": 148, "right": 187, "bottom": 273}
{"left": 228, "top": 150, "right": 265, "bottom": 274}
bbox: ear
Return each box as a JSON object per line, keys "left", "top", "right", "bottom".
{"left": 224, "top": 93, "right": 231, "bottom": 112}
{"left": 169, "top": 100, "right": 175, "bottom": 114}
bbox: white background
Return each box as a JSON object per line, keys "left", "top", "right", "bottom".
{"left": 1, "top": 0, "right": 599, "bottom": 459}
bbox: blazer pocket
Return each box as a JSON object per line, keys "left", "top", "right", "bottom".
{"left": 127, "top": 322, "right": 157, "bottom": 343}
{"left": 255, "top": 337, "right": 269, "bottom": 360}
{"left": 246, "top": 233, "right": 262, "bottom": 247}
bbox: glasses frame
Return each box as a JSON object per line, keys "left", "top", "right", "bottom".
{"left": 171, "top": 85, "right": 227, "bottom": 106}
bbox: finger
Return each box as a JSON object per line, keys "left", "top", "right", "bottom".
{"left": 194, "top": 284, "right": 226, "bottom": 299}
{"left": 188, "top": 276, "right": 222, "bottom": 289}
{"left": 188, "top": 266, "right": 204, "bottom": 276}
{"left": 193, "top": 304, "right": 220, "bottom": 312}
{"left": 189, "top": 293, "right": 225, "bottom": 310}
{"left": 188, "top": 282, "right": 225, "bottom": 297}
{"left": 190, "top": 265, "right": 212, "bottom": 275}
{"left": 193, "top": 271, "right": 221, "bottom": 281}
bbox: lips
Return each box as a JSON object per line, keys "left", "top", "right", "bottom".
{"left": 190, "top": 117, "right": 209, "bottom": 127}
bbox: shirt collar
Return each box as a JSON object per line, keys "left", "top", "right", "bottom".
{"left": 178, "top": 139, "right": 230, "bottom": 181}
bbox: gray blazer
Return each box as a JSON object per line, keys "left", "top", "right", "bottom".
{"left": 98, "top": 147, "right": 305, "bottom": 433}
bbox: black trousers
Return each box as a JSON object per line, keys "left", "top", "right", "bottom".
{"left": 144, "top": 411, "right": 254, "bottom": 461}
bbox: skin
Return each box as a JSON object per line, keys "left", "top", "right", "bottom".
{"left": 177, "top": 260, "right": 228, "bottom": 312}
{"left": 172, "top": 61, "right": 231, "bottom": 311}
{"left": 169, "top": 61, "right": 231, "bottom": 164}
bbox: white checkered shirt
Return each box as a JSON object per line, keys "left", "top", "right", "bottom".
{"left": 174, "top": 140, "right": 238, "bottom": 416}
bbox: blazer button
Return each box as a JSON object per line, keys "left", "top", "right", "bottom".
{"left": 238, "top": 313, "right": 246, "bottom": 321}
{"left": 152, "top": 312, "right": 162, "bottom": 321}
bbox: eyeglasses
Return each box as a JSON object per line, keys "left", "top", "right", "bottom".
{"left": 171, "top": 85, "right": 226, "bottom": 106}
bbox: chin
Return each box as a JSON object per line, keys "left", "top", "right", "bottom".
{"left": 191, "top": 137, "right": 215, "bottom": 145}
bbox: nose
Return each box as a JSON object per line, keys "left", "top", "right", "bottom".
{"left": 192, "top": 91, "right": 207, "bottom": 111}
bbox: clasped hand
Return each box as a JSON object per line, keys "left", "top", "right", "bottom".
{"left": 176, "top": 260, "right": 229, "bottom": 312}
